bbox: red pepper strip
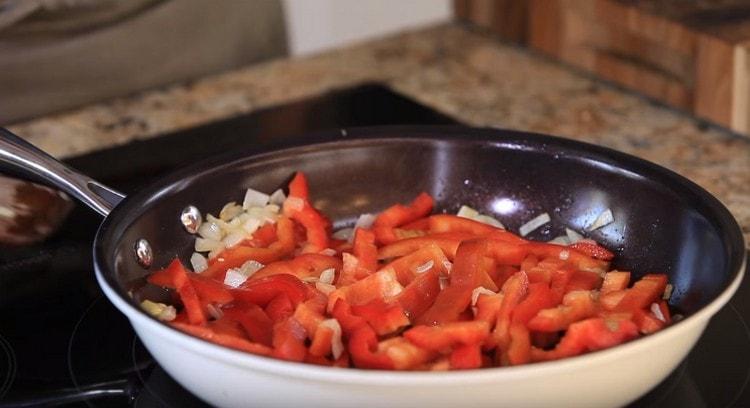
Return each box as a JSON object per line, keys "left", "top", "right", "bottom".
{"left": 450, "top": 343, "right": 483, "bottom": 370}
{"left": 374, "top": 192, "right": 434, "bottom": 228}
{"left": 222, "top": 304, "right": 274, "bottom": 346}
{"left": 326, "top": 269, "right": 403, "bottom": 312}
{"left": 416, "top": 286, "right": 473, "bottom": 326}
{"left": 504, "top": 323, "right": 531, "bottom": 366}
{"left": 450, "top": 240, "right": 495, "bottom": 289}
{"left": 350, "top": 299, "right": 410, "bottom": 336}
{"left": 491, "top": 265, "right": 520, "bottom": 289}
{"left": 251, "top": 253, "right": 342, "bottom": 281}
{"left": 523, "top": 243, "right": 609, "bottom": 273}
{"left": 190, "top": 275, "right": 234, "bottom": 305}
{"left": 208, "top": 317, "right": 247, "bottom": 339}
{"left": 202, "top": 217, "right": 297, "bottom": 279}
{"left": 330, "top": 299, "right": 368, "bottom": 334}
{"left": 377, "top": 232, "right": 478, "bottom": 261}
{"left": 525, "top": 258, "right": 566, "bottom": 284}
{"left": 292, "top": 301, "right": 325, "bottom": 338}
{"left": 287, "top": 172, "right": 309, "bottom": 201}
{"left": 148, "top": 259, "right": 206, "bottom": 325}
{"left": 378, "top": 337, "right": 436, "bottom": 370}
{"left": 549, "top": 267, "right": 575, "bottom": 304}
{"left": 337, "top": 252, "right": 369, "bottom": 287}
{"left": 404, "top": 321, "right": 490, "bottom": 352}
{"left": 599, "top": 290, "right": 627, "bottom": 311}
{"left": 631, "top": 309, "right": 666, "bottom": 334}
{"left": 379, "top": 244, "right": 449, "bottom": 286}
{"left": 564, "top": 270, "right": 603, "bottom": 293}
{"left": 373, "top": 226, "right": 399, "bottom": 245}
{"left": 474, "top": 293, "right": 504, "bottom": 328}
{"left": 530, "top": 317, "right": 638, "bottom": 362}
{"left": 308, "top": 325, "right": 334, "bottom": 357}
{"left": 245, "top": 223, "right": 277, "bottom": 248}
{"left": 658, "top": 300, "right": 671, "bottom": 323}
{"left": 233, "top": 274, "right": 308, "bottom": 308}
{"left": 401, "top": 217, "right": 430, "bottom": 230}
{"left": 283, "top": 172, "right": 330, "bottom": 253}
{"left": 491, "top": 271, "right": 529, "bottom": 351}
{"left": 527, "top": 290, "right": 597, "bottom": 332}
{"left": 265, "top": 294, "right": 294, "bottom": 322}
{"left": 353, "top": 228, "right": 378, "bottom": 273}
{"left": 395, "top": 267, "right": 441, "bottom": 321}
{"left": 349, "top": 325, "right": 395, "bottom": 369}
{"left": 486, "top": 229, "right": 528, "bottom": 244}
{"left": 613, "top": 274, "right": 668, "bottom": 312}
{"left": 486, "top": 240, "right": 527, "bottom": 266}
{"left": 272, "top": 317, "right": 308, "bottom": 362}
{"left": 601, "top": 271, "right": 631, "bottom": 295}
{"left": 171, "top": 322, "right": 272, "bottom": 356}
{"left": 511, "top": 282, "right": 556, "bottom": 325}
{"left": 428, "top": 215, "right": 498, "bottom": 236}
{"left": 569, "top": 242, "right": 615, "bottom": 261}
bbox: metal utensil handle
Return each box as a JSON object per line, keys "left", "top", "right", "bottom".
{"left": 0, "top": 127, "right": 124, "bottom": 216}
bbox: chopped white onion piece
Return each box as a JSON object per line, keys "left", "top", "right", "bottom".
{"left": 302, "top": 276, "right": 319, "bottom": 283}
{"left": 316, "top": 282, "right": 336, "bottom": 295}
{"left": 222, "top": 231, "right": 246, "bottom": 249}
{"left": 190, "top": 252, "right": 208, "bottom": 273}
{"left": 565, "top": 228, "right": 585, "bottom": 243}
{"left": 439, "top": 276, "right": 449, "bottom": 290}
{"left": 457, "top": 205, "right": 479, "bottom": 219}
{"left": 663, "top": 284, "right": 673, "bottom": 300}
{"left": 415, "top": 260, "right": 434, "bottom": 274}
{"left": 319, "top": 319, "right": 344, "bottom": 359}
{"left": 219, "top": 202, "right": 243, "bottom": 221}
{"left": 548, "top": 235, "right": 571, "bottom": 245}
{"left": 332, "top": 227, "right": 354, "bottom": 241}
{"left": 243, "top": 188, "right": 270, "bottom": 210}
{"left": 285, "top": 196, "right": 305, "bottom": 212}
{"left": 240, "top": 260, "right": 264, "bottom": 276}
{"left": 265, "top": 203, "right": 281, "bottom": 213}
{"left": 475, "top": 214, "right": 505, "bottom": 229}
{"left": 224, "top": 268, "right": 248, "bottom": 288}
{"left": 208, "top": 243, "right": 226, "bottom": 260}
{"left": 242, "top": 217, "right": 262, "bottom": 234}
{"left": 195, "top": 237, "right": 222, "bottom": 252}
{"left": 471, "top": 286, "right": 497, "bottom": 306}
{"left": 319, "top": 248, "right": 337, "bottom": 256}
{"left": 319, "top": 268, "right": 336, "bottom": 285}
{"left": 269, "top": 189, "right": 287, "bottom": 206}
{"left": 442, "top": 260, "right": 453, "bottom": 274}
{"left": 198, "top": 221, "right": 223, "bottom": 241}
{"left": 587, "top": 209, "right": 614, "bottom": 231}
{"left": 519, "top": 212, "right": 551, "bottom": 236}
{"left": 354, "top": 213, "right": 377, "bottom": 230}
{"left": 559, "top": 250, "right": 570, "bottom": 261}
{"left": 141, "top": 300, "right": 177, "bottom": 321}
{"left": 650, "top": 303, "right": 666, "bottom": 322}
{"left": 206, "top": 303, "right": 224, "bottom": 320}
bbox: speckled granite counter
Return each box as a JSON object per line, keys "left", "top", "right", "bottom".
{"left": 8, "top": 24, "right": 750, "bottom": 248}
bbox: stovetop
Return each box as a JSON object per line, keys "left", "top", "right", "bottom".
{"left": 0, "top": 84, "right": 748, "bottom": 408}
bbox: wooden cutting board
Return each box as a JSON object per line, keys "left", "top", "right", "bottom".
{"left": 456, "top": 0, "right": 750, "bottom": 135}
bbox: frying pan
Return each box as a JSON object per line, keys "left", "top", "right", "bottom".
{"left": 0, "top": 126, "right": 744, "bottom": 408}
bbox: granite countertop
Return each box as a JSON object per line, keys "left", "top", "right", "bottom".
{"left": 8, "top": 23, "right": 750, "bottom": 248}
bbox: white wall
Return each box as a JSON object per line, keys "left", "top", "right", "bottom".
{"left": 282, "top": 0, "right": 452, "bottom": 56}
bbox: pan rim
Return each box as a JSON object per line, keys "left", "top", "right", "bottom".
{"left": 93, "top": 125, "right": 746, "bottom": 380}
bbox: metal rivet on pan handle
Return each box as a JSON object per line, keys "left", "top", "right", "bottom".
{"left": 180, "top": 205, "right": 202, "bottom": 234}
{"left": 134, "top": 238, "right": 153, "bottom": 268}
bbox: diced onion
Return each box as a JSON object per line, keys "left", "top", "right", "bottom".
{"left": 243, "top": 188, "right": 270, "bottom": 210}
{"left": 332, "top": 228, "right": 354, "bottom": 241}
{"left": 354, "top": 213, "right": 377, "bottom": 230}
{"left": 319, "top": 268, "right": 336, "bottom": 285}
{"left": 141, "top": 300, "right": 176, "bottom": 321}
{"left": 219, "top": 202, "right": 243, "bottom": 221}
{"left": 198, "top": 221, "right": 223, "bottom": 241}
{"left": 475, "top": 214, "right": 505, "bottom": 229}
{"left": 442, "top": 260, "right": 453, "bottom": 273}
{"left": 587, "top": 209, "right": 614, "bottom": 231}
{"left": 316, "top": 282, "right": 336, "bottom": 295}
{"left": 195, "top": 237, "right": 223, "bottom": 252}
{"left": 471, "top": 286, "right": 496, "bottom": 306}
{"left": 457, "top": 205, "right": 479, "bottom": 219}
{"left": 319, "top": 319, "right": 344, "bottom": 359}
{"left": 302, "top": 276, "right": 319, "bottom": 283}
{"left": 457, "top": 205, "right": 505, "bottom": 229}
{"left": 285, "top": 196, "right": 305, "bottom": 212}
{"left": 190, "top": 252, "right": 208, "bottom": 273}
{"left": 242, "top": 217, "right": 262, "bottom": 234}
{"left": 650, "top": 303, "right": 666, "bottom": 322}
{"left": 519, "top": 212, "right": 551, "bottom": 236}
{"left": 415, "top": 260, "right": 434, "bottom": 274}
{"left": 206, "top": 303, "right": 224, "bottom": 319}
{"left": 663, "top": 284, "right": 673, "bottom": 300}
{"left": 559, "top": 250, "right": 570, "bottom": 260}
{"left": 565, "top": 228, "right": 585, "bottom": 243}
{"left": 269, "top": 189, "right": 287, "bottom": 206}
{"left": 439, "top": 276, "right": 449, "bottom": 290}
{"left": 548, "top": 235, "right": 570, "bottom": 245}
{"left": 222, "top": 231, "right": 246, "bottom": 249}
{"left": 224, "top": 268, "right": 248, "bottom": 288}
{"left": 208, "top": 243, "right": 226, "bottom": 260}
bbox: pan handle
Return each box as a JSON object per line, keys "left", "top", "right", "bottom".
{"left": 0, "top": 127, "right": 124, "bottom": 216}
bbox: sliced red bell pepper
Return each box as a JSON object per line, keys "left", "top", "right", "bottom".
{"left": 287, "top": 172, "right": 309, "bottom": 201}
{"left": 326, "top": 269, "right": 403, "bottom": 312}
{"left": 491, "top": 271, "right": 529, "bottom": 351}
{"left": 350, "top": 298, "right": 409, "bottom": 336}
{"left": 503, "top": 323, "right": 531, "bottom": 366}
{"left": 374, "top": 192, "right": 434, "bottom": 228}
{"left": 401, "top": 217, "right": 430, "bottom": 230}
{"left": 569, "top": 241, "right": 615, "bottom": 261}
{"left": 377, "top": 337, "right": 436, "bottom": 370}
{"left": 208, "top": 316, "right": 247, "bottom": 339}
{"left": 222, "top": 304, "right": 274, "bottom": 346}
{"left": 245, "top": 223, "right": 277, "bottom": 248}
{"left": 233, "top": 274, "right": 308, "bottom": 308}
{"left": 171, "top": 322, "right": 272, "bottom": 356}
{"left": 527, "top": 290, "right": 597, "bottom": 332}
{"left": 292, "top": 301, "right": 326, "bottom": 338}
{"left": 511, "top": 282, "right": 556, "bottom": 324}
{"left": 395, "top": 267, "right": 441, "bottom": 321}
{"left": 486, "top": 240, "right": 527, "bottom": 266}
{"left": 379, "top": 243, "right": 448, "bottom": 286}
{"left": 348, "top": 325, "right": 394, "bottom": 369}
{"left": 330, "top": 299, "right": 368, "bottom": 334}
{"left": 450, "top": 343, "right": 483, "bottom": 370}
{"left": 265, "top": 294, "right": 294, "bottom": 322}
{"left": 474, "top": 292, "right": 503, "bottom": 328}
{"left": 613, "top": 274, "right": 668, "bottom": 313}
{"left": 148, "top": 259, "right": 206, "bottom": 325}
{"left": 564, "top": 269, "right": 603, "bottom": 293}
{"left": 523, "top": 243, "right": 609, "bottom": 274}
{"left": 449, "top": 240, "right": 496, "bottom": 290}
{"left": 272, "top": 317, "right": 307, "bottom": 362}
{"left": 308, "top": 324, "right": 334, "bottom": 357}
{"left": 283, "top": 173, "right": 330, "bottom": 253}
{"left": 353, "top": 228, "right": 378, "bottom": 273}
{"left": 251, "top": 253, "right": 341, "bottom": 281}
{"left": 428, "top": 214, "right": 498, "bottom": 236}
{"left": 404, "top": 321, "right": 490, "bottom": 351}
{"left": 530, "top": 317, "right": 638, "bottom": 361}
{"left": 415, "top": 285, "right": 473, "bottom": 326}
{"left": 190, "top": 275, "right": 233, "bottom": 305}
{"left": 377, "top": 232, "right": 478, "bottom": 261}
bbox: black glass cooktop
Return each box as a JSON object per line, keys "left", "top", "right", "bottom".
{"left": 0, "top": 83, "right": 747, "bottom": 408}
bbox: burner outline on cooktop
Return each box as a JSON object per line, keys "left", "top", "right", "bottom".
{"left": 0, "top": 333, "right": 17, "bottom": 399}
